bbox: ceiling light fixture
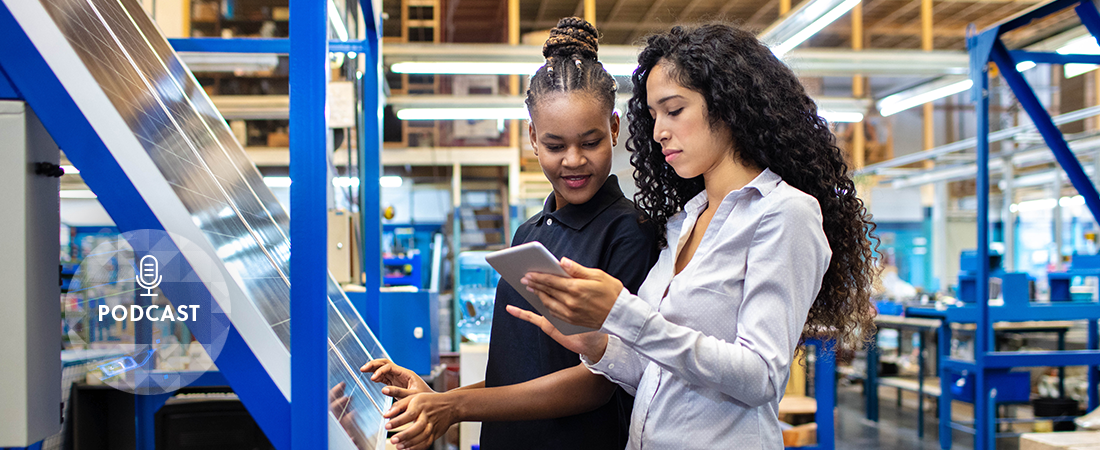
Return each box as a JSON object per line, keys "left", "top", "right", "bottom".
{"left": 390, "top": 61, "right": 637, "bottom": 77}
{"left": 877, "top": 76, "right": 972, "bottom": 117}
{"left": 819, "top": 110, "right": 864, "bottom": 123}
{"left": 1058, "top": 35, "right": 1100, "bottom": 78}
{"left": 395, "top": 107, "right": 529, "bottom": 121}
{"left": 263, "top": 176, "right": 292, "bottom": 188}
{"left": 379, "top": 176, "right": 404, "bottom": 188}
{"left": 60, "top": 190, "right": 97, "bottom": 199}
{"left": 760, "top": 0, "right": 862, "bottom": 57}
{"left": 327, "top": 0, "right": 348, "bottom": 42}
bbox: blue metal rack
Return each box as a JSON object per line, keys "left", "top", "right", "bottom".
{"left": 169, "top": 4, "right": 386, "bottom": 449}
{"left": 788, "top": 338, "right": 837, "bottom": 450}
{"left": 0, "top": 0, "right": 384, "bottom": 448}
{"left": 915, "top": 1, "right": 1100, "bottom": 447}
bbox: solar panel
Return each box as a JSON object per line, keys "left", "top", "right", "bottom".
{"left": 10, "top": 0, "right": 390, "bottom": 447}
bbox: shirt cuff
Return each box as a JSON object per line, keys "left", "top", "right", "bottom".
{"left": 581, "top": 335, "right": 636, "bottom": 395}
{"left": 599, "top": 287, "right": 653, "bottom": 346}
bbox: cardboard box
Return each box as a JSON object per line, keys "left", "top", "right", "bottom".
{"left": 266, "top": 130, "right": 289, "bottom": 147}
{"left": 782, "top": 422, "right": 817, "bottom": 447}
{"left": 1020, "top": 432, "right": 1100, "bottom": 450}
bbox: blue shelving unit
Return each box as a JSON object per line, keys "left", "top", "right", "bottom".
{"left": 787, "top": 338, "right": 837, "bottom": 450}
{"left": 910, "top": 1, "right": 1100, "bottom": 447}
{"left": 168, "top": 3, "right": 385, "bottom": 448}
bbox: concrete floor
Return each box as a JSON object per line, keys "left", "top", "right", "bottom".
{"left": 834, "top": 383, "right": 1028, "bottom": 450}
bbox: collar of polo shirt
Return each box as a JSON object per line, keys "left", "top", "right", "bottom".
{"left": 536, "top": 174, "right": 625, "bottom": 230}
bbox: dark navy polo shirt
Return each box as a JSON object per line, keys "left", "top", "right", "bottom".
{"left": 480, "top": 175, "right": 660, "bottom": 450}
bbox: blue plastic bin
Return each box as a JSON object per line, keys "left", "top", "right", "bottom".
{"left": 947, "top": 368, "right": 1030, "bottom": 404}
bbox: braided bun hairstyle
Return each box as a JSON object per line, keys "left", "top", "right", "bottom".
{"left": 525, "top": 17, "right": 616, "bottom": 117}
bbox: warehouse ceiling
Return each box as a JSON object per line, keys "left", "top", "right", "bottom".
{"left": 442, "top": 0, "right": 1082, "bottom": 50}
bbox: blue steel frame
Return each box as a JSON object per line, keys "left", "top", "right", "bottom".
{"left": 0, "top": 4, "right": 289, "bottom": 449}
{"left": 288, "top": 0, "right": 330, "bottom": 448}
{"left": 0, "top": 65, "right": 18, "bottom": 99}
{"left": 0, "top": 2, "right": 382, "bottom": 450}
{"left": 359, "top": 2, "right": 384, "bottom": 311}
{"left": 167, "top": 4, "right": 383, "bottom": 450}
{"left": 787, "top": 338, "right": 837, "bottom": 450}
{"left": 169, "top": 2, "right": 383, "bottom": 449}
{"left": 934, "top": 1, "right": 1100, "bottom": 448}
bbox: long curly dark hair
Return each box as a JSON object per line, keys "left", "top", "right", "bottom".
{"left": 627, "top": 24, "right": 878, "bottom": 354}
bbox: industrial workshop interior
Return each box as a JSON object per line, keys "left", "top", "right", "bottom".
{"left": 4, "top": 0, "right": 1100, "bottom": 449}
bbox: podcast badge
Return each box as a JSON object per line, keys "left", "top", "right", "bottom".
{"left": 64, "top": 229, "right": 232, "bottom": 395}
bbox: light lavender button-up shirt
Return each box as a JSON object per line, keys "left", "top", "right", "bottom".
{"left": 584, "top": 168, "right": 831, "bottom": 449}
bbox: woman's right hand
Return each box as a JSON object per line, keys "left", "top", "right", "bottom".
{"left": 385, "top": 392, "right": 459, "bottom": 450}
{"left": 361, "top": 359, "right": 434, "bottom": 399}
{"left": 506, "top": 305, "right": 609, "bottom": 363}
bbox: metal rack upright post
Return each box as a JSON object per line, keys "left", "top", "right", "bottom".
{"left": 905, "top": 1, "right": 1100, "bottom": 448}
{"left": 166, "top": 2, "right": 385, "bottom": 449}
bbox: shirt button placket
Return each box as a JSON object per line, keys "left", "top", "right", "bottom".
{"left": 637, "top": 370, "right": 662, "bottom": 449}
{"left": 546, "top": 218, "right": 553, "bottom": 226}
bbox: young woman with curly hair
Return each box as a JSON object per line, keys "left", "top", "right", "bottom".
{"left": 514, "top": 23, "right": 879, "bottom": 449}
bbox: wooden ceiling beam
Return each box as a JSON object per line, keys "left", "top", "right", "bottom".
{"left": 936, "top": 0, "right": 1042, "bottom": 3}
{"left": 826, "top": 23, "right": 971, "bottom": 37}
{"left": 937, "top": 1, "right": 1002, "bottom": 28}
{"left": 628, "top": 0, "right": 670, "bottom": 42}
{"left": 744, "top": 0, "right": 778, "bottom": 29}
{"left": 715, "top": 0, "right": 741, "bottom": 17}
{"left": 676, "top": 0, "right": 709, "bottom": 22}
{"left": 606, "top": 0, "right": 630, "bottom": 23}
{"left": 523, "top": 19, "right": 970, "bottom": 38}
{"left": 535, "top": 0, "right": 551, "bottom": 24}
{"left": 871, "top": 0, "right": 921, "bottom": 30}
{"left": 522, "top": 19, "right": 672, "bottom": 31}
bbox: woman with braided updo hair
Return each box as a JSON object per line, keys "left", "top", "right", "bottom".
{"left": 360, "top": 17, "right": 658, "bottom": 450}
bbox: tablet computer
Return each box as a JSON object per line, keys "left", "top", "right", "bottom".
{"left": 485, "top": 242, "right": 597, "bottom": 335}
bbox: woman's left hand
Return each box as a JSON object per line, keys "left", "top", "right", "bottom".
{"left": 521, "top": 257, "right": 623, "bottom": 329}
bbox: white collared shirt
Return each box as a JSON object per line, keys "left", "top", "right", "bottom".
{"left": 585, "top": 168, "right": 831, "bottom": 450}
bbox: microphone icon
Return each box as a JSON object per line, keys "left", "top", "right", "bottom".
{"left": 136, "top": 255, "right": 162, "bottom": 297}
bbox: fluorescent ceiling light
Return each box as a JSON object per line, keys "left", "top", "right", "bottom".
{"left": 264, "top": 176, "right": 400, "bottom": 188}
{"left": 869, "top": 28, "right": 1081, "bottom": 118}
{"left": 1011, "top": 197, "right": 1059, "bottom": 213}
{"left": 177, "top": 52, "right": 279, "bottom": 73}
{"left": 1010, "top": 196, "right": 1085, "bottom": 213}
{"left": 333, "top": 177, "right": 360, "bottom": 188}
{"left": 819, "top": 110, "right": 863, "bottom": 123}
{"left": 392, "top": 62, "right": 541, "bottom": 75}
{"left": 263, "top": 176, "right": 292, "bottom": 187}
{"left": 396, "top": 107, "right": 529, "bottom": 121}
{"left": 1058, "top": 35, "right": 1100, "bottom": 78}
{"left": 327, "top": 0, "right": 348, "bottom": 41}
{"left": 1061, "top": 195, "right": 1086, "bottom": 208}
{"left": 61, "top": 164, "right": 79, "bottom": 174}
{"left": 877, "top": 76, "right": 972, "bottom": 117}
{"left": 761, "top": 0, "right": 862, "bottom": 57}
{"left": 60, "top": 190, "right": 97, "bottom": 199}
{"left": 379, "top": 176, "right": 403, "bottom": 188}
{"left": 390, "top": 61, "right": 637, "bottom": 76}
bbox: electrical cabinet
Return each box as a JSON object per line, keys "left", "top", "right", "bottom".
{"left": 0, "top": 101, "right": 62, "bottom": 446}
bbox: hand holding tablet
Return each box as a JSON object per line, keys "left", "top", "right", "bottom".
{"left": 485, "top": 242, "right": 598, "bottom": 335}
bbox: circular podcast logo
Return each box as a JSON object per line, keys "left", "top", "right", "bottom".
{"left": 63, "top": 229, "right": 231, "bottom": 395}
